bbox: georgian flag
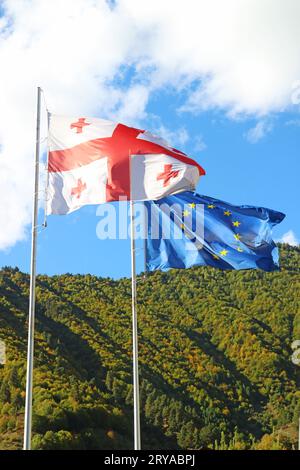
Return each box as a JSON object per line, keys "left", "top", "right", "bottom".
{"left": 46, "top": 114, "right": 205, "bottom": 215}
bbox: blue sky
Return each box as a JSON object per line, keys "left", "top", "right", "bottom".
{"left": 0, "top": 1, "right": 299, "bottom": 278}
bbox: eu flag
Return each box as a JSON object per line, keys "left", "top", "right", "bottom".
{"left": 144, "top": 192, "right": 285, "bottom": 272}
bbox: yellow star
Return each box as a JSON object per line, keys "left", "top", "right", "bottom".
{"left": 188, "top": 203, "right": 196, "bottom": 209}
{"left": 224, "top": 210, "right": 231, "bottom": 216}
{"left": 234, "top": 233, "right": 241, "bottom": 241}
{"left": 220, "top": 249, "right": 228, "bottom": 256}
{"left": 232, "top": 220, "right": 241, "bottom": 227}
{"left": 237, "top": 247, "right": 244, "bottom": 252}
{"left": 212, "top": 254, "right": 219, "bottom": 260}
{"left": 207, "top": 204, "right": 215, "bottom": 209}
{"left": 182, "top": 210, "right": 190, "bottom": 217}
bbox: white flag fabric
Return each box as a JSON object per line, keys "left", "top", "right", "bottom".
{"left": 46, "top": 114, "right": 205, "bottom": 215}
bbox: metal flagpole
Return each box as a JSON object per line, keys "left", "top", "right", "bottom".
{"left": 23, "top": 86, "right": 42, "bottom": 450}
{"left": 130, "top": 199, "right": 141, "bottom": 450}
{"left": 129, "top": 148, "right": 141, "bottom": 450}
{"left": 143, "top": 202, "right": 147, "bottom": 275}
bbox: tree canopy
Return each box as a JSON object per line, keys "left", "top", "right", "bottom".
{"left": 0, "top": 244, "right": 299, "bottom": 449}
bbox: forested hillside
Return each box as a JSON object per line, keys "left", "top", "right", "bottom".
{"left": 0, "top": 244, "right": 299, "bottom": 450}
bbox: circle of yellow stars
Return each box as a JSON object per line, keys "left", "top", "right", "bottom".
{"left": 179, "top": 201, "right": 246, "bottom": 259}
{"left": 206, "top": 203, "right": 245, "bottom": 257}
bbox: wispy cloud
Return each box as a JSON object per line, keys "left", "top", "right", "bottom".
{"left": 280, "top": 230, "right": 299, "bottom": 246}
{"left": 285, "top": 119, "right": 300, "bottom": 127}
{"left": 193, "top": 135, "right": 207, "bottom": 152}
{"left": 155, "top": 125, "right": 189, "bottom": 148}
{"left": 245, "top": 120, "right": 273, "bottom": 143}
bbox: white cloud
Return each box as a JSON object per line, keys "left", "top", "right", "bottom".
{"left": 286, "top": 119, "right": 300, "bottom": 127}
{"left": 291, "top": 80, "right": 300, "bottom": 105}
{"left": 245, "top": 120, "right": 273, "bottom": 143}
{"left": 280, "top": 230, "right": 299, "bottom": 246}
{"left": 0, "top": 0, "right": 300, "bottom": 249}
{"left": 0, "top": 0, "right": 138, "bottom": 250}
{"left": 193, "top": 135, "right": 207, "bottom": 152}
{"left": 155, "top": 125, "right": 189, "bottom": 148}
{"left": 162, "top": 0, "right": 300, "bottom": 117}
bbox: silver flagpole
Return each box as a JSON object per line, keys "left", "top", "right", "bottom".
{"left": 143, "top": 202, "right": 147, "bottom": 275}
{"left": 23, "top": 86, "right": 42, "bottom": 450}
{"left": 129, "top": 148, "right": 141, "bottom": 450}
{"left": 130, "top": 198, "right": 141, "bottom": 450}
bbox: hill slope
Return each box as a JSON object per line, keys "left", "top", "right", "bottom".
{"left": 0, "top": 244, "right": 300, "bottom": 450}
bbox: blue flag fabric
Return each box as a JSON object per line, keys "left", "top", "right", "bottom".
{"left": 145, "top": 192, "right": 285, "bottom": 272}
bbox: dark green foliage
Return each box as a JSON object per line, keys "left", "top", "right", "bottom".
{"left": 0, "top": 245, "right": 299, "bottom": 449}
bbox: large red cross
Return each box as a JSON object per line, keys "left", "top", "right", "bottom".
{"left": 71, "top": 178, "right": 87, "bottom": 198}
{"left": 157, "top": 164, "right": 180, "bottom": 187}
{"left": 70, "top": 118, "right": 90, "bottom": 134}
{"left": 49, "top": 122, "right": 205, "bottom": 201}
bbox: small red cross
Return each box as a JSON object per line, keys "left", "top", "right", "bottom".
{"left": 157, "top": 164, "right": 180, "bottom": 187}
{"left": 71, "top": 178, "right": 87, "bottom": 198}
{"left": 70, "top": 118, "right": 90, "bottom": 134}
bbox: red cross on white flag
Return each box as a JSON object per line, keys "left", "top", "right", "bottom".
{"left": 70, "top": 118, "right": 90, "bottom": 134}
{"left": 157, "top": 164, "right": 180, "bottom": 187}
{"left": 71, "top": 178, "right": 87, "bottom": 198}
{"left": 46, "top": 114, "right": 205, "bottom": 215}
